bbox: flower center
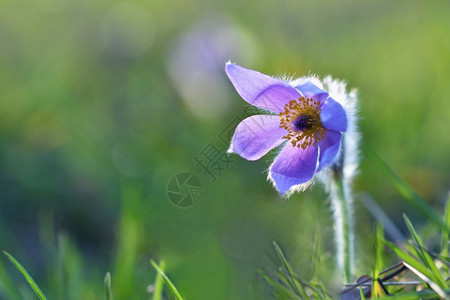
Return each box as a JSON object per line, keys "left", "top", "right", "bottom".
{"left": 279, "top": 97, "right": 326, "bottom": 149}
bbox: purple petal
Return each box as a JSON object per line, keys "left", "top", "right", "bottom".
{"left": 269, "top": 143, "right": 318, "bottom": 194}
{"left": 225, "top": 63, "right": 301, "bottom": 113}
{"left": 320, "top": 97, "right": 347, "bottom": 132}
{"left": 317, "top": 130, "right": 341, "bottom": 172}
{"left": 230, "top": 115, "right": 286, "bottom": 161}
{"left": 296, "top": 82, "right": 329, "bottom": 103}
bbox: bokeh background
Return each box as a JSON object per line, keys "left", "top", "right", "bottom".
{"left": 0, "top": 0, "right": 449, "bottom": 299}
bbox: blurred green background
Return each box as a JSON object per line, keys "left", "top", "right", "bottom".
{"left": 0, "top": 0, "right": 449, "bottom": 299}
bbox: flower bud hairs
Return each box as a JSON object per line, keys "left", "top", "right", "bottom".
{"left": 225, "top": 62, "right": 359, "bottom": 282}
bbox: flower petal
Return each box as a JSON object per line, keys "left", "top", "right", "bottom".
{"left": 296, "top": 82, "right": 329, "bottom": 103}
{"left": 269, "top": 143, "right": 318, "bottom": 194}
{"left": 230, "top": 115, "right": 286, "bottom": 161}
{"left": 225, "top": 63, "right": 301, "bottom": 113}
{"left": 317, "top": 130, "right": 341, "bottom": 172}
{"left": 320, "top": 97, "right": 347, "bottom": 132}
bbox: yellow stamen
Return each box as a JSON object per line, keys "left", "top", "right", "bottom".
{"left": 279, "top": 97, "right": 326, "bottom": 149}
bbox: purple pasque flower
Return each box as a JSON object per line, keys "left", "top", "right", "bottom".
{"left": 225, "top": 63, "right": 347, "bottom": 195}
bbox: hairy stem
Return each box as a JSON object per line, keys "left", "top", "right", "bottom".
{"left": 330, "top": 169, "right": 354, "bottom": 283}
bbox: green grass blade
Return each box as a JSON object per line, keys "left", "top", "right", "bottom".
{"left": 441, "top": 194, "right": 450, "bottom": 278}
{"left": 257, "top": 270, "right": 301, "bottom": 299}
{"left": 403, "top": 215, "right": 427, "bottom": 264}
{"left": 275, "top": 270, "right": 297, "bottom": 289}
{"left": 403, "top": 215, "right": 447, "bottom": 288}
{"left": 151, "top": 261, "right": 165, "bottom": 300}
{"left": 104, "top": 272, "right": 113, "bottom": 300}
{"left": 384, "top": 241, "right": 435, "bottom": 281}
{"left": 359, "top": 287, "right": 366, "bottom": 300}
{"left": 431, "top": 253, "right": 450, "bottom": 264}
{"left": 316, "top": 284, "right": 332, "bottom": 300}
{"left": 0, "top": 257, "right": 21, "bottom": 300}
{"left": 365, "top": 145, "right": 449, "bottom": 232}
{"left": 113, "top": 183, "right": 143, "bottom": 299}
{"left": 309, "top": 226, "right": 322, "bottom": 280}
{"left": 150, "top": 260, "right": 183, "bottom": 300}
{"left": 377, "top": 289, "right": 438, "bottom": 300}
{"left": 275, "top": 271, "right": 327, "bottom": 299}
{"left": 3, "top": 251, "right": 47, "bottom": 300}
{"left": 372, "top": 224, "right": 385, "bottom": 298}
{"left": 402, "top": 262, "right": 448, "bottom": 299}
{"left": 273, "top": 241, "right": 308, "bottom": 299}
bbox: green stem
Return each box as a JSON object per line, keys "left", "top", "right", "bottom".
{"left": 330, "top": 175, "right": 354, "bottom": 283}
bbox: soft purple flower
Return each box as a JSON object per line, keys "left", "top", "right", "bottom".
{"left": 225, "top": 63, "right": 348, "bottom": 195}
